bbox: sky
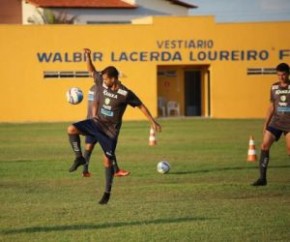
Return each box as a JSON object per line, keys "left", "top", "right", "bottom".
{"left": 187, "top": 0, "right": 290, "bottom": 23}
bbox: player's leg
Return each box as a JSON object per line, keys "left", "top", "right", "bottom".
{"left": 102, "top": 155, "right": 130, "bottom": 177}
{"left": 113, "top": 157, "right": 130, "bottom": 177}
{"left": 97, "top": 136, "right": 118, "bottom": 205}
{"left": 98, "top": 154, "right": 115, "bottom": 205}
{"left": 285, "top": 132, "right": 290, "bottom": 156}
{"left": 252, "top": 128, "right": 278, "bottom": 186}
{"left": 67, "top": 124, "right": 82, "bottom": 157}
{"left": 82, "top": 136, "right": 130, "bottom": 177}
{"left": 67, "top": 124, "right": 86, "bottom": 172}
{"left": 107, "top": 137, "right": 130, "bottom": 176}
{"left": 67, "top": 120, "right": 95, "bottom": 172}
{"left": 82, "top": 136, "right": 97, "bottom": 177}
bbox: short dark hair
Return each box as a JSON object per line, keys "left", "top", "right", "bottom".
{"left": 101, "top": 66, "right": 119, "bottom": 78}
{"left": 276, "top": 63, "right": 289, "bottom": 73}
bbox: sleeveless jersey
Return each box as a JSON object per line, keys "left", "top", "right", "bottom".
{"left": 269, "top": 81, "right": 290, "bottom": 132}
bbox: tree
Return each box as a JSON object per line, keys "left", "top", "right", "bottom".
{"left": 27, "top": 8, "right": 77, "bottom": 24}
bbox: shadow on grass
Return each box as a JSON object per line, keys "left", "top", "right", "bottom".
{"left": 2, "top": 216, "right": 214, "bottom": 235}
{"left": 170, "top": 165, "right": 290, "bottom": 175}
{"left": 0, "top": 159, "right": 33, "bottom": 163}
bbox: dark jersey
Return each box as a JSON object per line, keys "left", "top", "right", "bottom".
{"left": 91, "top": 71, "right": 142, "bottom": 138}
{"left": 268, "top": 81, "right": 290, "bottom": 132}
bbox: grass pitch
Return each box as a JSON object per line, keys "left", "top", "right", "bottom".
{"left": 0, "top": 119, "right": 289, "bottom": 242}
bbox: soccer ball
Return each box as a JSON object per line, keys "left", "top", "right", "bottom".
{"left": 66, "top": 87, "right": 83, "bottom": 105}
{"left": 157, "top": 161, "right": 171, "bottom": 174}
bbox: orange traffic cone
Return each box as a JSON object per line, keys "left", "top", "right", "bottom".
{"left": 149, "top": 127, "right": 157, "bottom": 146}
{"left": 247, "top": 136, "right": 257, "bottom": 162}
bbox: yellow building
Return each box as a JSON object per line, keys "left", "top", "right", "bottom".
{"left": 0, "top": 16, "right": 289, "bottom": 122}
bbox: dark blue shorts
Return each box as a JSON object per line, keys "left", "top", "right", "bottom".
{"left": 267, "top": 126, "right": 289, "bottom": 141}
{"left": 85, "top": 135, "right": 98, "bottom": 145}
{"left": 73, "top": 119, "right": 117, "bottom": 159}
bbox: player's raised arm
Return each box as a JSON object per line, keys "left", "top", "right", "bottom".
{"left": 84, "top": 48, "right": 96, "bottom": 73}
{"left": 138, "top": 103, "right": 161, "bottom": 132}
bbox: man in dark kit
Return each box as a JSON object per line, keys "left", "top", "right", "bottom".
{"left": 67, "top": 49, "right": 161, "bottom": 204}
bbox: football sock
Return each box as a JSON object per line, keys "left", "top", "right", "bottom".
{"left": 112, "top": 158, "right": 120, "bottom": 173}
{"left": 98, "top": 166, "right": 114, "bottom": 205}
{"left": 68, "top": 134, "right": 82, "bottom": 158}
{"left": 99, "top": 192, "right": 111, "bottom": 205}
{"left": 259, "top": 150, "right": 269, "bottom": 180}
{"left": 105, "top": 165, "right": 114, "bottom": 193}
{"left": 83, "top": 150, "right": 92, "bottom": 172}
{"left": 69, "top": 156, "right": 86, "bottom": 172}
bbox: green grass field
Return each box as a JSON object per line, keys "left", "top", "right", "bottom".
{"left": 0, "top": 119, "right": 289, "bottom": 242}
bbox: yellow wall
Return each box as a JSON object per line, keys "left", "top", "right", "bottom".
{"left": 0, "top": 16, "right": 289, "bottom": 122}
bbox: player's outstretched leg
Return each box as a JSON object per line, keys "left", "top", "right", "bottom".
{"left": 252, "top": 150, "right": 269, "bottom": 186}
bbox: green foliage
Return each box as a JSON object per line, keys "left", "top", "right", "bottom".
{"left": 27, "top": 8, "right": 77, "bottom": 24}
{"left": 0, "top": 119, "right": 289, "bottom": 242}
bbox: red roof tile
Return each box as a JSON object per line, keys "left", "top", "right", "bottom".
{"left": 26, "top": 0, "right": 137, "bottom": 9}
{"left": 27, "top": 0, "right": 197, "bottom": 9}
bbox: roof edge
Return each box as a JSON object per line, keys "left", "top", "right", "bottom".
{"left": 167, "top": 0, "right": 198, "bottom": 8}
{"left": 26, "top": 0, "right": 137, "bottom": 9}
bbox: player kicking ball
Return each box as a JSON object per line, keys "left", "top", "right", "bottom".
{"left": 81, "top": 48, "right": 129, "bottom": 178}
{"left": 67, "top": 49, "right": 161, "bottom": 204}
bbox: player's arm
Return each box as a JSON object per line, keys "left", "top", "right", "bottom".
{"left": 263, "top": 102, "right": 274, "bottom": 133}
{"left": 92, "top": 98, "right": 99, "bottom": 117}
{"left": 92, "top": 101, "right": 97, "bottom": 117}
{"left": 84, "top": 48, "right": 97, "bottom": 73}
{"left": 138, "top": 103, "right": 161, "bottom": 132}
